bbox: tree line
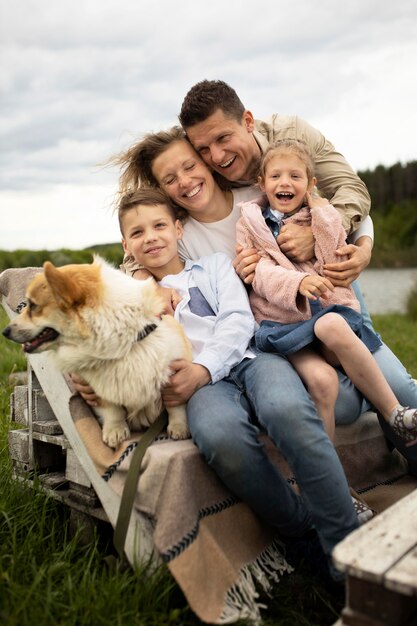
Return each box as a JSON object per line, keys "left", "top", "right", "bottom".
{"left": 0, "top": 160, "right": 416, "bottom": 271}
{"left": 357, "top": 160, "right": 417, "bottom": 267}
{"left": 358, "top": 160, "right": 417, "bottom": 212}
{"left": 0, "top": 244, "right": 124, "bottom": 273}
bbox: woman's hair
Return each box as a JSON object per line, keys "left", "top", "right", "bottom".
{"left": 179, "top": 79, "right": 245, "bottom": 128}
{"left": 259, "top": 139, "right": 315, "bottom": 182}
{"left": 112, "top": 126, "right": 187, "bottom": 194}
{"left": 117, "top": 187, "right": 178, "bottom": 234}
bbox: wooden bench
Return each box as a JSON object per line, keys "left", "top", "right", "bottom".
{"left": 3, "top": 290, "right": 417, "bottom": 624}
{"left": 332, "top": 488, "right": 417, "bottom": 626}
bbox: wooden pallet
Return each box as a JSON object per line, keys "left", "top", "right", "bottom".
{"left": 4, "top": 297, "right": 157, "bottom": 567}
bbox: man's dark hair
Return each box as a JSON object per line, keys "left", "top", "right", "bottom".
{"left": 179, "top": 80, "right": 245, "bottom": 128}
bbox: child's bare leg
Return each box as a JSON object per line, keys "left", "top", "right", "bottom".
{"left": 314, "top": 313, "right": 417, "bottom": 442}
{"left": 289, "top": 348, "right": 338, "bottom": 442}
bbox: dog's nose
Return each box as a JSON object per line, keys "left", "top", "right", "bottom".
{"left": 2, "top": 326, "right": 11, "bottom": 338}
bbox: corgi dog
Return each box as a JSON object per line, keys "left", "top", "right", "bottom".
{"left": 3, "top": 256, "right": 192, "bottom": 448}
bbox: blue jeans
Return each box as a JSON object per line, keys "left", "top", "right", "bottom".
{"left": 352, "top": 279, "right": 374, "bottom": 330}
{"left": 335, "top": 341, "right": 417, "bottom": 424}
{"left": 187, "top": 351, "right": 359, "bottom": 559}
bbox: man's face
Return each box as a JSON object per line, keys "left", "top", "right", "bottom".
{"left": 185, "top": 109, "right": 261, "bottom": 183}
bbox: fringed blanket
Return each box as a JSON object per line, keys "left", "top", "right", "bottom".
{"left": 1, "top": 266, "right": 416, "bottom": 624}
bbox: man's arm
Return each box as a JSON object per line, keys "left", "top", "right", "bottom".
{"left": 294, "top": 116, "right": 371, "bottom": 234}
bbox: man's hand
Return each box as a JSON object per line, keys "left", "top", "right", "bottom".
{"left": 323, "top": 237, "right": 372, "bottom": 287}
{"left": 162, "top": 360, "right": 211, "bottom": 406}
{"left": 299, "top": 275, "right": 334, "bottom": 300}
{"left": 70, "top": 373, "right": 101, "bottom": 407}
{"left": 233, "top": 245, "right": 260, "bottom": 285}
{"left": 277, "top": 223, "right": 315, "bottom": 262}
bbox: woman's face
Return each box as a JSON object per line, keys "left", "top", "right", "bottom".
{"left": 151, "top": 140, "right": 217, "bottom": 217}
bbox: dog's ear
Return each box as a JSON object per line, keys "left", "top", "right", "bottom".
{"left": 43, "top": 262, "right": 85, "bottom": 310}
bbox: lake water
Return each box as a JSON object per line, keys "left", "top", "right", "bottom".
{"left": 358, "top": 268, "right": 417, "bottom": 315}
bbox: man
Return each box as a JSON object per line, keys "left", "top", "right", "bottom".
{"left": 178, "top": 79, "right": 373, "bottom": 289}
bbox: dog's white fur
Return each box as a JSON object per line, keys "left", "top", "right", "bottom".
{"left": 4, "top": 256, "right": 192, "bottom": 448}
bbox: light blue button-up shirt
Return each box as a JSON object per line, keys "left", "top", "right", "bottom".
{"left": 160, "top": 253, "right": 256, "bottom": 384}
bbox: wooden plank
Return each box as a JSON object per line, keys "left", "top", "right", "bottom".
{"left": 32, "top": 420, "right": 64, "bottom": 435}
{"left": 10, "top": 385, "right": 29, "bottom": 424}
{"left": 344, "top": 576, "right": 417, "bottom": 624}
{"left": 384, "top": 545, "right": 417, "bottom": 596}
{"left": 66, "top": 448, "right": 91, "bottom": 488}
{"left": 32, "top": 431, "right": 68, "bottom": 447}
{"left": 32, "top": 388, "right": 56, "bottom": 421}
{"left": 8, "top": 429, "right": 29, "bottom": 464}
{"left": 333, "top": 489, "right": 417, "bottom": 583}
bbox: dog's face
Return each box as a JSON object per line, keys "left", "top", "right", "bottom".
{"left": 3, "top": 261, "right": 102, "bottom": 353}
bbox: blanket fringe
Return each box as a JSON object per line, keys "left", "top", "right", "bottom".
{"left": 219, "top": 539, "right": 293, "bottom": 624}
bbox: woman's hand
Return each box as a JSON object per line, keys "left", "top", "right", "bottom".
{"left": 233, "top": 245, "right": 260, "bottom": 285}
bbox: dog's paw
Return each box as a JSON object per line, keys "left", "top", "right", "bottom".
{"left": 102, "top": 424, "right": 131, "bottom": 448}
{"left": 167, "top": 422, "right": 190, "bottom": 440}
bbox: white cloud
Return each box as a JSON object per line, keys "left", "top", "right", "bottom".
{"left": 0, "top": 0, "right": 416, "bottom": 249}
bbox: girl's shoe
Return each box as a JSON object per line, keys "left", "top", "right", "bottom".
{"left": 377, "top": 411, "right": 417, "bottom": 476}
{"left": 388, "top": 406, "right": 417, "bottom": 442}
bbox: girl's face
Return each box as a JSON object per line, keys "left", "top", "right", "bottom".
{"left": 151, "top": 140, "right": 217, "bottom": 218}
{"left": 260, "top": 152, "right": 315, "bottom": 214}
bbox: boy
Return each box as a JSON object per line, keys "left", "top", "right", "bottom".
{"left": 118, "top": 186, "right": 359, "bottom": 584}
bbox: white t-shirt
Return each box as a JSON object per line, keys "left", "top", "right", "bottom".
{"left": 177, "top": 185, "right": 373, "bottom": 261}
{"left": 178, "top": 186, "right": 262, "bottom": 261}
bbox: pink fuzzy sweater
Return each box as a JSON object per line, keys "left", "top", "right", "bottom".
{"left": 236, "top": 200, "right": 360, "bottom": 324}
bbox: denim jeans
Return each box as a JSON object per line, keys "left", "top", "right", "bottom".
{"left": 335, "top": 341, "right": 417, "bottom": 424}
{"left": 352, "top": 279, "right": 374, "bottom": 330}
{"left": 187, "top": 351, "right": 359, "bottom": 559}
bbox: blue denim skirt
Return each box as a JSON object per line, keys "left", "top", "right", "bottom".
{"left": 255, "top": 304, "right": 382, "bottom": 356}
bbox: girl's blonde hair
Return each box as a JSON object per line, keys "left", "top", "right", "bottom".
{"left": 259, "top": 139, "right": 315, "bottom": 182}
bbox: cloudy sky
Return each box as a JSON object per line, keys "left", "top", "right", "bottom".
{"left": 1, "top": 0, "right": 416, "bottom": 251}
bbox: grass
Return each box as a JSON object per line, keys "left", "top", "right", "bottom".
{"left": 1, "top": 306, "right": 416, "bottom": 625}
{"left": 372, "top": 314, "right": 417, "bottom": 378}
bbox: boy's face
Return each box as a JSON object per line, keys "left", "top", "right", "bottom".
{"left": 260, "top": 153, "right": 316, "bottom": 214}
{"left": 122, "top": 203, "right": 183, "bottom": 280}
{"left": 185, "top": 108, "right": 261, "bottom": 183}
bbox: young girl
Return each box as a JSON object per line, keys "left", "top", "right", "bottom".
{"left": 236, "top": 139, "right": 417, "bottom": 444}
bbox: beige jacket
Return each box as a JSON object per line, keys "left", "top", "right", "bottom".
{"left": 253, "top": 116, "right": 371, "bottom": 235}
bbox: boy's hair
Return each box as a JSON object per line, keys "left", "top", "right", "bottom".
{"left": 179, "top": 80, "right": 245, "bottom": 128}
{"left": 259, "top": 139, "right": 315, "bottom": 182}
{"left": 118, "top": 188, "right": 177, "bottom": 235}
{"left": 112, "top": 126, "right": 187, "bottom": 194}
